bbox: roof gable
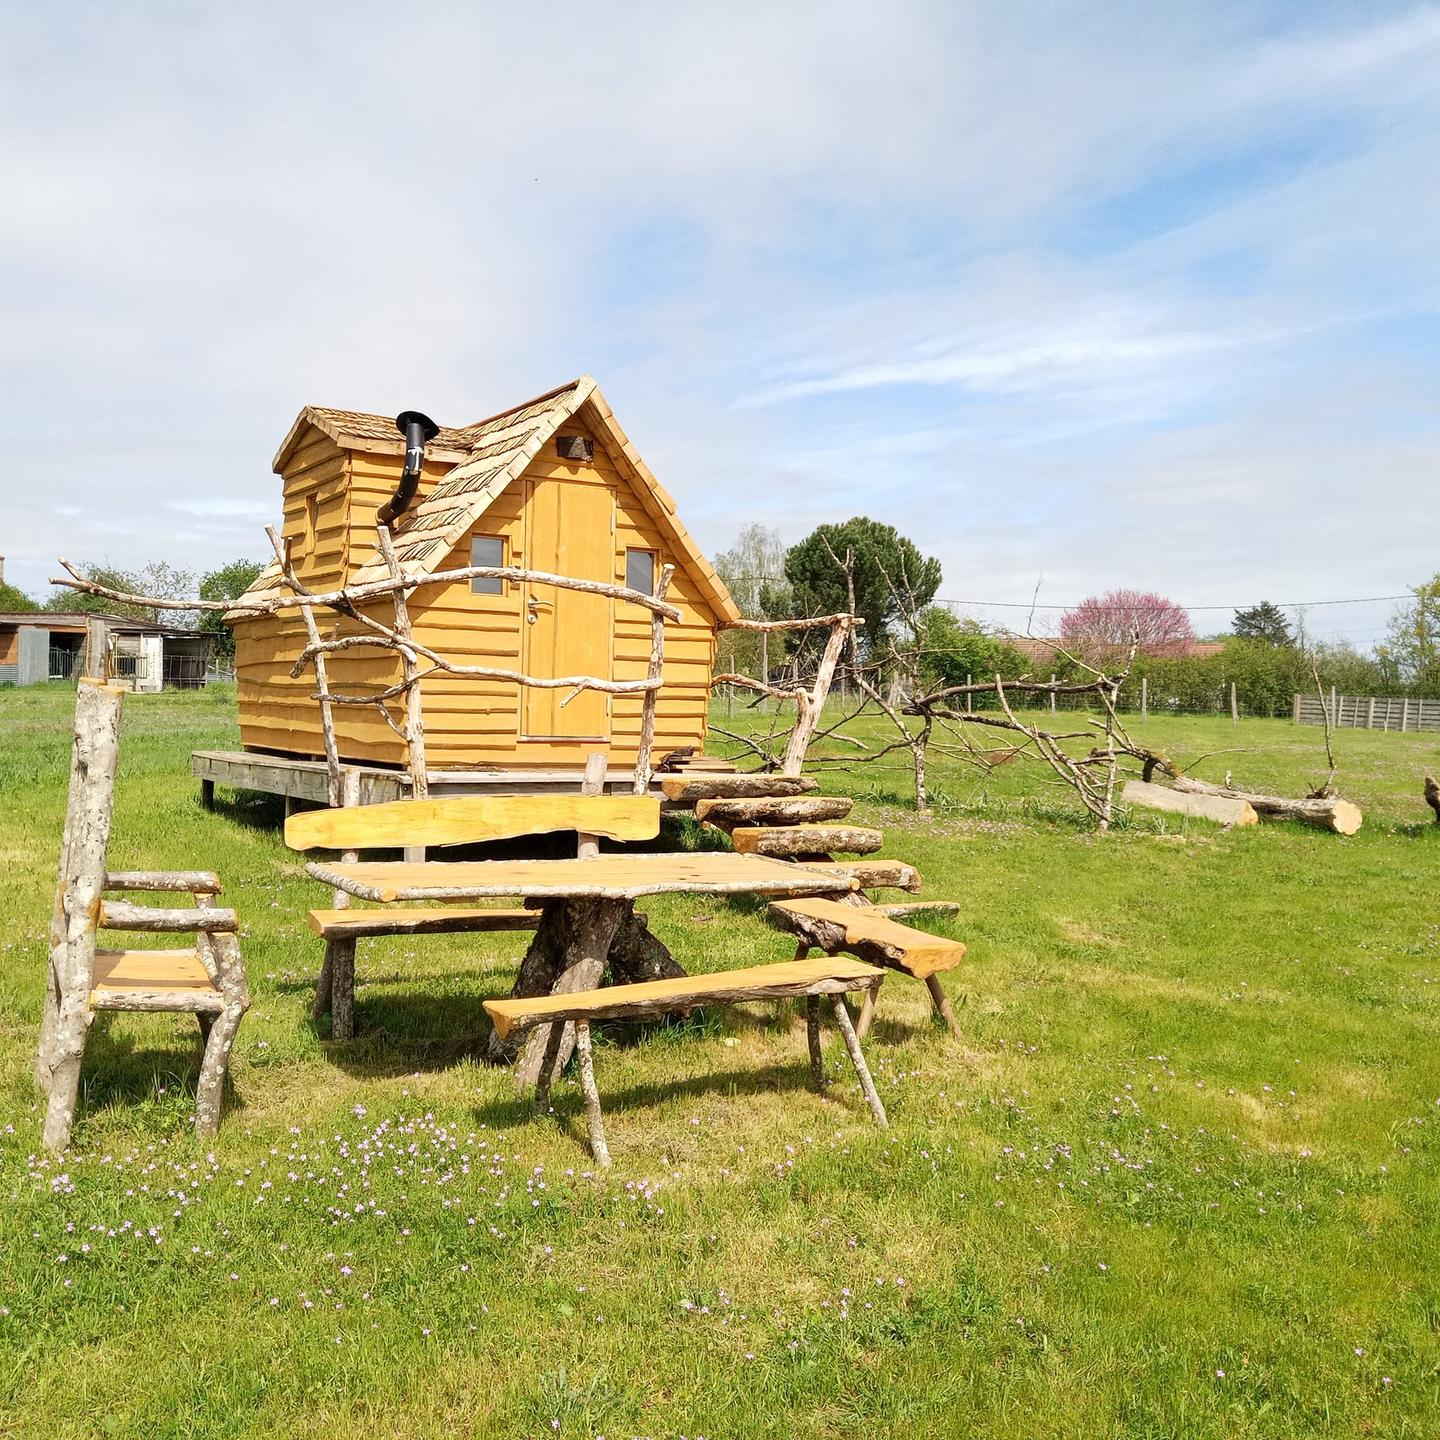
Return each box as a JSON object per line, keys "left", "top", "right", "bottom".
{"left": 236, "top": 379, "right": 741, "bottom": 626}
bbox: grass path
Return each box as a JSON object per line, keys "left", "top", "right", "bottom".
{"left": 1, "top": 685, "right": 1437, "bottom": 1437}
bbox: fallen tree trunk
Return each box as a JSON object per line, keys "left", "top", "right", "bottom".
{"left": 1425, "top": 775, "right": 1440, "bottom": 825}
{"left": 731, "top": 824, "right": 884, "bottom": 858}
{"left": 1122, "top": 780, "right": 1258, "bottom": 828}
{"left": 1171, "top": 777, "right": 1362, "bottom": 835}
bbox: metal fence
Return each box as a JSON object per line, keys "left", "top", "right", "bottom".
{"left": 47, "top": 647, "right": 83, "bottom": 680}
{"left": 1294, "top": 693, "right": 1440, "bottom": 733}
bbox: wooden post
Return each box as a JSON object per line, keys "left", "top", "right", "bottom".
{"left": 39, "top": 679, "right": 124, "bottom": 1151}
{"left": 1230, "top": 681, "right": 1238, "bottom": 724}
{"left": 267, "top": 526, "right": 343, "bottom": 807}
{"left": 760, "top": 631, "right": 769, "bottom": 714}
{"left": 312, "top": 767, "right": 360, "bottom": 1024}
{"left": 1141, "top": 676, "right": 1148, "bottom": 722}
{"left": 1049, "top": 677, "right": 1057, "bottom": 715}
{"left": 376, "top": 525, "right": 428, "bottom": 801}
{"left": 781, "top": 618, "right": 850, "bottom": 776}
{"left": 632, "top": 564, "right": 675, "bottom": 795}
{"left": 1367, "top": 696, "right": 1376, "bottom": 730}
{"left": 965, "top": 673, "right": 973, "bottom": 714}
{"left": 1329, "top": 686, "right": 1338, "bottom": 728}
{"left": 1402, "top": 697, "right": 1411, "bottom": 732}
{"left": 1291, "top": 692, "right": 1301, "bottom": 725}
{"left": 577, "top": 751, "right": 607, "bottom": 859}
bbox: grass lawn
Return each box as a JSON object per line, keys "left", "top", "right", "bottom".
{"left": 1, "top": 682, "right": 1438, "bottom": 1438}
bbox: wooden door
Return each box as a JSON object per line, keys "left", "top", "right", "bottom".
{"left": 521, "top": 478, "right": 614, "bottom": 739}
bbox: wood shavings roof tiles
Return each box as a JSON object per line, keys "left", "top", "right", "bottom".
{"left": 236, "top": 378, "right": 740, "bottom": 625}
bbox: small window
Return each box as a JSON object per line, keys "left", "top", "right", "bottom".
{"left": 470, "top": 535, "right": 505, "bottom": 595}
{"left": 625, "top": 548, "right": 657, "bottom": 596}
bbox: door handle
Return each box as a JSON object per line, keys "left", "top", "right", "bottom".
{"left": 526, "top": 597, "right": 553, "bottom": 624}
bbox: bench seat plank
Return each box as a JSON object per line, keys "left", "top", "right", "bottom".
{"left": 767, "top": 896, "right": 965, "bottom": 979}
{"left": 485, "top": 955, "right": 883, "bottom": 1041}
{"left": 90, "top": 949, "right": 224, "bottom": 1012}
{"left": 307, "top": 906, "right": 541, "bottom": 938}
{"left": 286, "top": 793, "right": 660, "bottom": 851}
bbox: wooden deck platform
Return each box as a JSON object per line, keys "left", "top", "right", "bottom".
{"left": 191, "top": 750, "right": 664, "bottom": 811}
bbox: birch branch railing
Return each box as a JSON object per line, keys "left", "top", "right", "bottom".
{"left": 52, "top": 532, "right": 681, "bottom": 804}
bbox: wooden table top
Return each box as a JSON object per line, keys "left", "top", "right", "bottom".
{"left": 307, "top": 851, "right": 858, "bottom": 903}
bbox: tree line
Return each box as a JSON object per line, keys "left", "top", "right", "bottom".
{"left": 714, "top": 518, "right": 1440, "bottom": 710}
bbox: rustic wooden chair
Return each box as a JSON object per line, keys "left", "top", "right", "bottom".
{"left": 37, "top": 680, "right": 251, "bottom": 1151}
{"left": 285, "top": 763, "right": 661, "bottom": 1040}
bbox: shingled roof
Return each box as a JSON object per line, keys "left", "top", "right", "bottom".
{"left": 235, "top": 378, "right": 739, "bottom": 624}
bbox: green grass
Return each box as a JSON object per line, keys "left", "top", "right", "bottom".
{"left": 1, "top": 682, "right": 1438, "bottom": 1437}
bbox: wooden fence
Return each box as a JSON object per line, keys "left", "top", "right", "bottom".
{"left": 1293, "top": 693, "right": 1440, "bottom": 733}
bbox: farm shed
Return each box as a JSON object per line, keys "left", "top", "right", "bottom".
{"left": 0, "top": 610, "right": 211, "bottom": 690}
{"left": 228, "top": 376, "right": 740, "bottom": 777}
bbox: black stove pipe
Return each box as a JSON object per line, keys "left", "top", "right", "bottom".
{"left": 377, "top": 410, "right": 440, "bottom": 526}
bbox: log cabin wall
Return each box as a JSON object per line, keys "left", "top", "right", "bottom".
{"left": 234, "top": 414, "right": 720, "bottom": 771}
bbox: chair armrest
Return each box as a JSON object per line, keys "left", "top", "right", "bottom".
{"left": 105, "top": 870, "right": 222, "bottom": 895}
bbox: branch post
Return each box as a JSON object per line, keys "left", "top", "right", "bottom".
{"left": 632, "top": 564, "right": 675, "bottom": 794}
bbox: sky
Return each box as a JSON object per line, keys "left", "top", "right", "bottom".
{"left": 2, "top": 1, "right": 1437, "bottom": 647}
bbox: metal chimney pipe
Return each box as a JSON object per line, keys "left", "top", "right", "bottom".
{"left": 377, "top": 410, "right": 440, "bottom": 526}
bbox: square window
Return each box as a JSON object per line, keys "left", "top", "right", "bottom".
{"left": 626, "top": 548, "right": 656, "bottom": 596}
{"left": 470, "top": 535, "right": 505, "bottom": 595}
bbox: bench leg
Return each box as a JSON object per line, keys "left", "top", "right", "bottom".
{"left": 330, "top": 937, "right": 357, "bottom": 1041}
{"left": 855, "top": 984, "right": 879, "bottom": 1040}
{"left": 311, "top": 944, "right": 335, "bottom": 1022}
{"left": 575, "top": 1021, "right": 610, "bottom": 1168}
{"left": 831, "top": 988, "right": 888, "bottom": 1127}
{"left": 196, "top": 1012, "right": 215, "bottom": 1042}
{"left": 806, "top": 995, "right": 825, "bottom": 1091}
{"left": 200, "top": 778, "right": 215, "bottom": 811}
{"left": 533, "top": 1022, "right": 566, "bottom": 1116}
{"left": 924, "top": 973, "right": 963, "bottom": 1040}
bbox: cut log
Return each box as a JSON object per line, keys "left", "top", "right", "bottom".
{"left": 1171, "top": 777, "right": 1362, "bottom": 835}
{"left": 873, "top": 900, "right": 959, "bottom": 920}
{"left": 660, "top": 775, "right": 819, "bottom": 802}
{"left": 789, "top": 860, "right": 922, "bottom": 893}
{"left": 695, "top": 795, "right": 853, "bottom": 830}
{"left": 766, "top": 897, "right": 965, "bottom": 979}
{"left": 730, "top": 825, "right": 884, "bottom": 858}
{"left": 1425, "top": 775, "right": 1440, "bottom": 825}
{"left": 1122, "top": 780, "right": 1258, "bottom": 828}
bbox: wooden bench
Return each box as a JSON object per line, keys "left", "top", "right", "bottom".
{"left": 766, "top": 895, "right": 966, "bottom": 1040}
{"left": 484, "top": 956, "right": 889, "bottom": 1164}
{"left": 286, "top": 776, "right": 661, "bottom": 1040}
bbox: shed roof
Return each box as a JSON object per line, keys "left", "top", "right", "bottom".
{"left": 242, "top": 377, "right": 740, "bottom": 625}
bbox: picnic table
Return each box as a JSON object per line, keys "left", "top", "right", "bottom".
{"left": 306, "top": 852, "right": 856, "bottom": 1084}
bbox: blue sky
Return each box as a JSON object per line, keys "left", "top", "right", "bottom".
{"left": 3, "top": 1, "right": 1437, "bottom": 646}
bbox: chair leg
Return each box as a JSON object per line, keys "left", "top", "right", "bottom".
{"left": 924, "top": 973, "right": 963, "bottom": 1039}
{"left": 41, "top": 993, "right": 92, "bottom": 1152}
{"left": 830, "top": 989, "right": 888, "bottom": 1127}
{"left": 195, "top": 999, "right": 245, "bottom": 1141}
{"left": 806, "top": 994, "right": 825, "bottom": 1091}
{"left": 35, "top": 970, "right": 61, "bottom": 1092}
{"left": 330, "top": 938, "right": 356, "bottom": 1041}
{"left": 574, "top": 1022, "right": 610, "bottom": 1168}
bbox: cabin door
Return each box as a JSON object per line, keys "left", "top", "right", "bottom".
{"left": 520, "top": 478, "right": 614, "bottom": 741}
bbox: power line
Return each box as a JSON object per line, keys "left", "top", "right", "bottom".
{"left": 722, "top": 572, "right": 1410, "bottom": 612}
{"left": 936, "top": 595, "right": 1409, "bottom": 612}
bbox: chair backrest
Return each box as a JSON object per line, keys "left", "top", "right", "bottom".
{"left": 284, "top": 792, "right": 661, "bottom": 853}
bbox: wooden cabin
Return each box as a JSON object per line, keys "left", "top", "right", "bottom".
{"left": 230, "top": 376, "right": 740, "bottom": 775}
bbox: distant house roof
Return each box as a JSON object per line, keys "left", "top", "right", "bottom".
{"left": 1007, "top": 636, "right": 1225, "bottom": 664}
{"left": 0, "top": 610, "right": 206, "bottom": 638}
{"left": 242, "top": 376, "right": 740, "bottom": 625}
